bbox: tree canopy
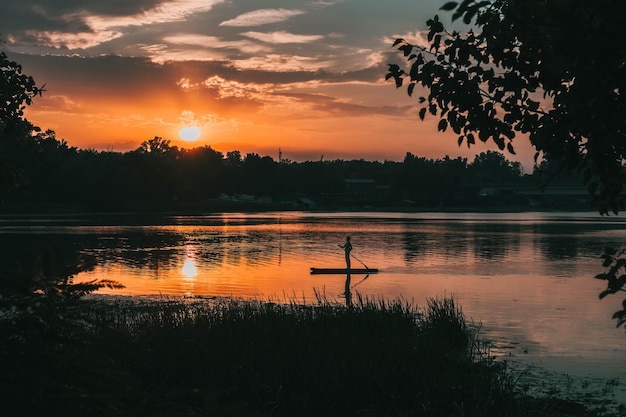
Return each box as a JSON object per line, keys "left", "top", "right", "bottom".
{"left": 387, "top": 0, "right": 626, "bottom": 214}
{"left": 1, "top": 48, "right": 45, "bottom": 199}
{"left": 1, "top": 50, "right": 44, "bottom": 135}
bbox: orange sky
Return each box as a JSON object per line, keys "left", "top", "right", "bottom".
{"left": 3, "top": 0, "right": 537, "bottom": 171}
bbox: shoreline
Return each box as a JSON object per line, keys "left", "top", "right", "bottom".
{"left": 83, "top": 293, "right": 626, "bottom": 415}
{"left": 0, "top": 199, "right": 601, "bottom": 217}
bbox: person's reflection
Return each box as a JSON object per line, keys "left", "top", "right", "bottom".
{"left": 344, "top": 273, "right": 352, "bottom": 308}
{"left": 346, "top": 273, "right": 372, "bottom": 307}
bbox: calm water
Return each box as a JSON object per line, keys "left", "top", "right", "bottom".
{"left": 3, "top": 211, "right": 626, "bottom": 403}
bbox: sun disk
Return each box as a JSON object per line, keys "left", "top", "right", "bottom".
{"left": 179, "top": 126, "right": 201, "bottom": 141}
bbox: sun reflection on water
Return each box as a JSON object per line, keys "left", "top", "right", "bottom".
{"left": 182, "top": 242, "right": 199, "bottom": 279}
{"left": 182, "top": 257, "right": 197, "bottom": 278}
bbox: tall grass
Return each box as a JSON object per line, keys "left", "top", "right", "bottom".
{"left": 1, "top": 294, "right": 607, "bottom": 416}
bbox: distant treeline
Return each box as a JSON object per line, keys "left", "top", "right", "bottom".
{"left": 1, "top": 131, "right": 586, "bottom": 212}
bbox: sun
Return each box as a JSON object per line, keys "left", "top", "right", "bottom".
{"left": 178, "top": 126, "right": 201, "bottom": 141}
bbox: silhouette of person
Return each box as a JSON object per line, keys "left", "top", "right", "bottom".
{"left": 344, "top": 273, "right": 352, "bottom": 308}
{"left": 339, "top": 236, "right": 352, "bottom": 269}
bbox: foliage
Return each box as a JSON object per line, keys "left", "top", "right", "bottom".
{"left": 595, "top": 247, "right": 626, "bottom": 329}
{"left": 1, "top": 48, "right": 45, "bottom": 199}
{"left": 0, "top": 50, "right": 44, "bottom": 134}
{"left": 470, "top": 150, "right": 522, "bottom": 183}
{"left": 1, "top": 128, "right": 571, "bottom": 212}
{"left": 1, "top": 296, "right": 527, "bottom": 417}
{"left": 0, "top": 242, "right": 124, "bottom": 357}
{"left": 4, "top": 294, "right": 614, "bottom": 416}
{"left": 387, "top": 0, "right": 626, "bottom": 215}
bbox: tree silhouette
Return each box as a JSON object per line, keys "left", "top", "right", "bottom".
{"left": 387, "top": 0, "right": 626, "bottom": 215}
{"left": 387, "top": 0, "right": 626, "bottom": 329}
{"left": 138, "top": 136, "right": 174, "bottom": 155}
{"left": 0, "top": 49, "right": 45, "bottom": 201}
{"left": 0, "top": 50, "right": 44, "bottom": 134}
{"left": 469, "top": 150, "right": 522, "bottom": 183}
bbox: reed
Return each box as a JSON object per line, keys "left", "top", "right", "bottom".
{"left": 1, "top": 294, "right": 612, "bottom": 417}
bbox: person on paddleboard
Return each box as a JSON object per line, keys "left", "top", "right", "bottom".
{"left": 339, "top": 236, "right": 352, "bottom": 269}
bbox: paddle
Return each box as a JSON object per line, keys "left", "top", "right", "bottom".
{"left": 350, "top": 273, "right": 371, "bottom": 290}
{"left": 351, "top": 253, "right": 370, "bottom": 270}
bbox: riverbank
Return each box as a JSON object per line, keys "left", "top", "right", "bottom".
{"left": 85, "top": 294, "right": 626, "bottom": 416}
{"left": 0, "top": 194, "right": 600, "bottom": 216}
{"left": 2, "top": 293, "right": 621, "bottom": 416}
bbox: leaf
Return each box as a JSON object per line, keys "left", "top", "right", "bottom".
{"left": 602, "top": 257, "right": 613, "bottom": 267}
{"left": 440, "top": 2, "right": 458, "bottom": 11}
{"left": 419, "top": 107, "right": 427, "bottom": 120}
{"left": 408, "top": 83, "right": 415, "bottom": 97}
{"left": 433, "top": 34, "right": 442, "bottom": 51}
{"left": 392, "top": 38, "right": 405, "bottom": 47}
{"left": 399, "top": 44, "right": 413, "bottom": 57}
{"left": 507, "top": 142, "right": 516, "bottom": 154}
{"left": 438, "top": 119, "right": 448, "bottom": 132}
{"left": 494, "top": 136, "right": 505, "bottom": 150}
{"left": 463, "top": 8, "right": 477, "bottom": 24}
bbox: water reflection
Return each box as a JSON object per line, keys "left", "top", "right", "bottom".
{"left": 4, "top": 212, "right": 626, "bottom": 297}
{"left": 344, "top": 273, "right": 352, "bottom": 308}
{"left": 182, "top": 242, "right": 198, "bottom": 279}
{"left": 182, "top": 258, "right": 197, "bottom": 278}
{"left": 3, "top": 211, "right": 626, "bottom": 396}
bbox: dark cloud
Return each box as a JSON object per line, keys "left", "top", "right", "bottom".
{"left": 13, "top": 52, "right": 267, "bottom": 113}
{"left": 0, "top": 0, "right": 169, "bottom": 38}
{"left": 14, "top": 51, "right": 367, "bottom": 97}
{"left": 15, "top": 53, "right": 179, "bottom": 92}
{"left": 277, "top": 92, "right": 406, "bottom": 117}
{"left": 53, "top": 0, "right": 163, "bottom": 16}
{"left": 2, "top": 0, "right": 164, "bottom": 20}
{"left": 0, "top": 3, "right": 86, "bottom": 32}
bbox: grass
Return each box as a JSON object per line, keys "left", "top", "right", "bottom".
{"left": 0, "top": 294, "right": 617, "bottom": 416}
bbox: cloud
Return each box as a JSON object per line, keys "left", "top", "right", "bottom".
{"left": 142, "top": 34, "right": 271, "bottom": 63}
{"left": 219, "top": 8, "right": 305, "bottom": 27}
{"left": 276, "top": 92, "right": 402, "bottom": 117}
{"left": 162, "top": 34, "right": 269, "bottom": 54}
{"left": 201, "top": 76, "right": 265, "bottom": 99}
{"left": 384, "top": 31, "right": 431, "bottom": 49}
{"left": 241, "top": 31, "right": 324, "bottom": 44}
{"left": 19, "top": 29, "right": 123, "bottom": 49}
{"left": 85, "top": 0, "right": 226, "bottom": 31}
{"left": 2, "top": 0, "right": 227, "bottom": 49}
{"left": 230, "top": 54, "right": 332, "bottom": 73}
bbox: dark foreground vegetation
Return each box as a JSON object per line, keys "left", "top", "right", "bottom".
{"left": 1, "top": 292, "right": 615, "bottom": 417}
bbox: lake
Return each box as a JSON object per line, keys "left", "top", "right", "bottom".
{"left": 2, "top": 211, "right": 626, "bottom": 407}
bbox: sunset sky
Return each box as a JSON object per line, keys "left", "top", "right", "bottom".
{"left": 1, "top": 0, "right": 536, "bottom": 170}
